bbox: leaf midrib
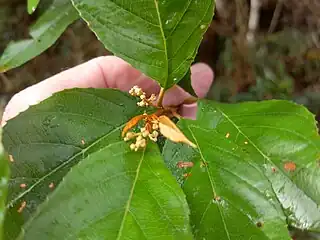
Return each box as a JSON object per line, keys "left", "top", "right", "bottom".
{"left": 187, "top": 126, "right": 232, "bottom": 240}
{"left": 116, "top": 148, "right": 146, "bottom": 240}
{"left": 153, "top": 0, "right": 168, "bottom": 88}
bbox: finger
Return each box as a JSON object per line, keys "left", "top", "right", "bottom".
{"left": 191, "top": 62, "right": 214, "bottom": 98}
{"left": 162, "top": 62, "right": 214, "bottom": 107}
{"left": 2, "top": 56, "right": 159, "bottom": 125}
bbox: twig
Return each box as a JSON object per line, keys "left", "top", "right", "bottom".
{"left": 268, "top": 0, "right": 283, "bottom": 33}
{"left": 157, "top": 87, "right": 165, "bottom": 107}
{"left": 246, "top": 0, "right": 262, "bottom": 45}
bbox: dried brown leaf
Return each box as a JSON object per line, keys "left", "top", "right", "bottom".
{"left": 158, "top": 115, "right": 197, "bottom": 148}
{"left": 122, "top": 114, "right": 145, "bottom": 137}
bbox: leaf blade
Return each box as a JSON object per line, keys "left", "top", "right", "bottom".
{"left": 174, "top": 99, "right": 320, "bottom": 234}
{"left": 163, "top": 121, "right": 291, "bottom": 239}
{"left": 71, "top": 0, "right": 214, "bottom": 88}
{"left": 0, "top": 0, "right": 78, "bottom": 72}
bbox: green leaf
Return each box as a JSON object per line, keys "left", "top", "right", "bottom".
{"left": 0, "top": 0, "right": 78, "bottom": 72}
{"left": 0, "top": 129, "right": 9, "bottom": 240}
{"left": 165, "top": 99, "right": 320, "bottom": 236}
{"left": 27, "top": 0, "right": 40, "bottom": 14}
{"left": 71, "top": 0, "right": 214, "bottom": 89}
{"left": 163, "top": 121, "right": 291, "bottom": 239}
{"left": 17, "top": 143, "right": 192, "bottom": 239}
{"left": 2, "top": 88, "right": 192, "bottom": 239}
{"left": 195, "top": 100, "right": 320, "bottom": 232}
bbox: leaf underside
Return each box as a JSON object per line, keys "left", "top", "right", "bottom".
{"left": 163, "top": 99, "right": 320, "bottom": 239}
{"left": 2, "top": 88, "right": 193, "bottom": 240}
{"left": 71, "top": 0, "right": 214, "bottom": 89}
{"left": 0, "top": 0, "right": 78, "bottom": 72}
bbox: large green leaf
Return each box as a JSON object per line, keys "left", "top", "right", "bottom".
{"left": 0, "top": 129, "right": 9, "bottom": 240}
{"left": 195, "top": 100, "right": 320, "bottom": 231}
{"left": 71, "top": 0, "right": 214, "bottom": 89}
{"left": 163, "top": 121, "right": 291, "bottom": 239}
{"left": 3, "top": 88, "right": 192, "bottom": 239}
{"left": 164, "top": 99, "right": 320, "bottom": 236}
{"left": 0, "top": 0, "right": 78, "bottom": 72}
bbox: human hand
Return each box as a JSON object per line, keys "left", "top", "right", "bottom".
{"left": 1, "top": 56, "right": 213, "bottom": 126}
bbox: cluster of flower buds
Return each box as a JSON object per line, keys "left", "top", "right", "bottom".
{"left": 129, "top": 86, "right": 156, "bottom": 107}
{"left": 123, "top": 118, "right": 160, "bottom": 151}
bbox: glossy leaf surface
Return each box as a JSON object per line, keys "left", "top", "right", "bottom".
{"left": 163, "top": 121, "right": 291, "bottom": 239}
{"left": 27, "top": 0, "right": 40, "bottom": 14}
{"left": 71, "top": 0, "right": 214, "bottom": 89}
{"left": 3, "top": 88, "right": 192, "bottom": 239}
{"left": 0, "top": 0, "right": 78, "bottom": 72}
{"left": 195, "top": 100, "right": 320, "bottom": 231}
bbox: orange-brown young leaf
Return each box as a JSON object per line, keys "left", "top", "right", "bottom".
{"left": 158, "top": 115, "right": 197, "bottom": 148}
{"left": 122, "top": 114, "right": 145, "bottom": 137}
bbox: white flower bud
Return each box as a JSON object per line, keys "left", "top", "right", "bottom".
{"left": 142, "top": 130, "right": 149, "bottom": 137}
{"left": 152, "top": 131, "right": 159, "bottom": 137}
{"left": 130, "top": 143, "right": 136, "bottom": 150}
{"left": 140, "top": 94, "right": 146, "bottom": 100}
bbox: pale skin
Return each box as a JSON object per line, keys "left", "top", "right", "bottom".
{"left": 1, "top": 56, "right": 214, "bottom": 126}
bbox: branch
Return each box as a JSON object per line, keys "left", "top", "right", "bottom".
{"left": 246, "top": 0, "right": 262, "bottom": 45}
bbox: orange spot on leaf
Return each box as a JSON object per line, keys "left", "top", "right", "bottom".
{"left": 49, "top": 182, "right": 54, "bottom": 189}
{"left": 122, "top": 114, "right": 145, "bottom": 137}
{"left": 20, "top": 183, "right": 27, "bottom": 188}
{"left": 183, "top": 173, "right": 192, "bottom": 178}
{"left": 214, "top": 195, "right": 221, "bottom": 201}
{"left": 158, "top": 115, "right": 196, "bottom": 148}
{"left": 177, "top": 161, "right": 194, "bottom": 168}
{"left": 284, "top": 162, "right": 296, "bottom": 172}
{"left": 17, "top": 201, "right": 27, "bottom": 213}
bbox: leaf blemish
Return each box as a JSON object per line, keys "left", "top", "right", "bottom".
{"left": 177, "top": 161, "right": 194, "bottom": 168}
{"left": 256, "top": 221, "right": 264, "bottom": 228}
{"left": 20, "top": 183, "right": 27, "bottom": 188}
{"left": 244, "top": 141, "right": 248, "bottom": 145}
{"left": 183, "top": 173, "right": 192, "bottom": 178}
{"left": 9, "top": 154, "right": 14, "bottom": 162}
{"left": 225, "top": 133, "right": 230, "bottom": 138}
{"left": 214, "top": 195, "right": 221, "bottom": 202}
{"left": 81, "top": 139, "right": 85, "bottom": 145}
{"left": 49, "top": 182, "right": 55, "bottom": 189}
{"left": 284, "top": 162, "right": 296, "bottom": 172}
{"left": 271, "top": 167, "right": 277, "bottom": 173}
{"left": 17, "top": 201, "right": 27, "bottom": 213}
